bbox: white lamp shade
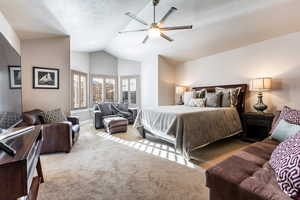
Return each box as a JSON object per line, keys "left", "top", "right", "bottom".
{"left": 175, "top": 86, "right": 186, "bottom": 95}
{"left": 250, "top": 77, "right": 272, "bottom": 91}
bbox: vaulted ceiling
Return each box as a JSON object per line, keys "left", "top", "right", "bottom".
{"left": 1, "top": 0, "right": 300, "bottom": 62}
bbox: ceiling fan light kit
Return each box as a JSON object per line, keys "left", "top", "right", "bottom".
{"left": 119, "top": 0, "right": 193, "bottom": 44}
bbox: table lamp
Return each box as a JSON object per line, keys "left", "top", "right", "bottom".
{"left": 175, "top": 86, "right": 187, "bottom": 105}
{"left": 249, "top": 77, "right": 272, "bottom": 113}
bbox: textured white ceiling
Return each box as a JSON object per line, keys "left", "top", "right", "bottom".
{"left": 1, "top": 0, "right": 300, "bottom": 62}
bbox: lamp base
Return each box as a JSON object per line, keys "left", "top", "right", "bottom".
{"left": 253, "top": 91, "right": 268, "bottom": 113}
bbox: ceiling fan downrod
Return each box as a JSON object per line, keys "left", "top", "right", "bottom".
{"left": 153, "top": 0, "right": 160, "bottom": 23}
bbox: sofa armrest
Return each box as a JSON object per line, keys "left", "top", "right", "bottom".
{"left": 272, "top": 111, "right": 281, "bottom": 128}
{"left": 67, "top": 116, "right": 79, "bottom": 125}
{"left": 94, "top": 111, "right": 104, "bottom": 129}
{"left": 42, "top": 121, "right": 73, "bottom": 154}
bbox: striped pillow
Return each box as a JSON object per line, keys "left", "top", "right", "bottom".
{"left": 270, "top": 132, "right": 300, "bottom": 198}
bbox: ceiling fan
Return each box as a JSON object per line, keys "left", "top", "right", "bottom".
{"left": 119, "top": 0, "right": 193, "bottom": 44}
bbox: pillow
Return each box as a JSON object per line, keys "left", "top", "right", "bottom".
{"left": 271, "top": 119, "right": 300, "bottom": 142}
{"left": 195, "top": 89, "right": 206, "bottom": 98}
{"left": 272, "top": 106, "right": 300, "bottom": 132}
{"left": 206, "top": 92, "right": 222, "bottom": 107}
{"left": 215, "top": 87, "right": 241, "bottom": 107}
{"left": 270, "top": 132, "right": 300, "bottom": 198}
{"left": 42, "top": 108, "right": 66, "bottom": 124}
{"left": 188, "top": 98, "right": 206, "bottom": 107}
{"left": 183, "top": 91, "right": 195, "bottom": 105}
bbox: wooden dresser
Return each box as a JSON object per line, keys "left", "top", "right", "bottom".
{"left": 0, "top": 126, "right": 44, "bottom": 200}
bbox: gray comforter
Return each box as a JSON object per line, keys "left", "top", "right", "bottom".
{"left": 134, "top": 106, "right": 242, "bottom": 160}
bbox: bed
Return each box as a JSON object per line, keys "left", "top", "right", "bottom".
{"left": 134, "top": 84, "right": 247, "bottom": 160}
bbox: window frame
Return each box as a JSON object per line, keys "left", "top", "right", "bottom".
{"left": 71, "top": 70, "right": 88, "bottom": 110}
{"left": 119, "top": 75, "right": 140, "bottom": 107}
{"left": 90, "top": 74, "right": 118, "bottom": 106}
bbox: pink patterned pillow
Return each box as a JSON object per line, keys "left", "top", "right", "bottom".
{"left": 270, "top": 132, "right": 300, "bottom": 198}
{"left": 272, "top": 106, "right": 300, "bottom": 133}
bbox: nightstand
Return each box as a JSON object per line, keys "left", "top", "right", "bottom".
{"left": 242, "top": 112, "right": 275, "bottom": 142}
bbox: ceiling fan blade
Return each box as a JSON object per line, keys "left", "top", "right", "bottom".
{"left": 160, "top": 25, "right": 193, "bottom": 31}
{"left": 160, "top": 32, "right": 174, "bottom": 42}
{"left": 125, "top": 12, "right": 148, "bottom": 26}
{"left": 159, "top": 7, "right": 178, "bottom": 24}
{"left": 119, "top": 29, "right": 148, "bottom": 34}
{"left": 142, "top": 35, "right": 149, "bottom": 44}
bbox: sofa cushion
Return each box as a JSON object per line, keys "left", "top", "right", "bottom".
{"left": 271, "top": 119, "right": 300, "bottom": 142}
{"left": 270, "top": 132, "right": 300, "bottom": 198}
{"left": 42, "top": 108, "right": 66, "bottom": 124}
{"left": 206, "top": 138, "right": 289, "bottom": 200}
{"left": 99, "top": 103, "right": 114, "bottom": 115}
{"left": 23, "top": 109, "right": 44, "bottom": 125}
{"left": 272, "top": 106, "right": 300, "bottom": 133}
{"left": 239, "top": 163, "right": 291, "bottom": 200}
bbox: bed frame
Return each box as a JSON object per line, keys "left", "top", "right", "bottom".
{"left": 139, "top": 84, "right": 248, "bottom": 145}
{"left": 192, "top": 84, "right": 248, "bottom": 115}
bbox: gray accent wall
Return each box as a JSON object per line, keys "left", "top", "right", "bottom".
{"left": 175, "top": 31, "right": 300, "bottom": 112}
{"left": 21, "top": 37, "right": 71, "bottom": 114}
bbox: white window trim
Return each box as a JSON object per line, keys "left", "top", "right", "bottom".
{"left": 71, "top": 70, "right": 88, "bottom": 110}
{"left": 119, "top": 75, "right": 140, "bottom": 107}
{"left": 90, "top": 74, "right": 118, "bottom": 106}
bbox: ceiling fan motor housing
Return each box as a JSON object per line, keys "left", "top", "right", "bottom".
{"left": 153, "top": 0, "right": 160, "bottom": 6}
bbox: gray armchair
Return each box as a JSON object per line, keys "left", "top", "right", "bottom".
{"left": 94, "top": 102, "right": 137, "bottom": 129}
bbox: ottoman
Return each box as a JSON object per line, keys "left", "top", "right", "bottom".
{"left": 103, "top": 116, "right": 128, "bottom": 134}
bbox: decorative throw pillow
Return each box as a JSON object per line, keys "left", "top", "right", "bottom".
{"left": 272, "top": 106, "right": 300, "bottom": 133}
{"left": 269, "top": 132, "right": 300, "bottom": 198}
{"left": 195, "top": 89, "right": 206, "bottom": 99}
{"left": 271, "top": 119, "right": 300, "bottom": 142}
{"left": 183, "top": 91, "right": 195, "bottom": 105}
{"left": 42, "top": 108, "right": 66, "bottom": 124}
{"left": 215, "top": 87, "right": 241, "bottom": 107}
{"left": 188, "top": 98, "right": 206, "bottom": 107}
{"left": 206, "top": 92, "right": 222, "bottom": 107}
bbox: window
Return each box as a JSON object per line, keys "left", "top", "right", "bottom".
{"left": 120, "top": 76, "right": 139, "bottom": 106}
{"left": 91, "top": 75, "right": 117, "bottom": 104}
{"left": 71, "top": 70, "right": 88, "bottom": 110}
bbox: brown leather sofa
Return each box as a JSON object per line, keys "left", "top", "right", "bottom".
{"left": 21, "top": 109, "right": 80, "bottom": 154}
{"left": 205, "top": 111, "right": 292, "bottom": 200}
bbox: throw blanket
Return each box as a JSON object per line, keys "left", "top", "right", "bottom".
{"left": 134, "top": 106, "right": 242, "bottom": 160}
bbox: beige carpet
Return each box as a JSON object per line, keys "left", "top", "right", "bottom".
{"left": 38, "top": 124, "right": 248, "bottom": 200}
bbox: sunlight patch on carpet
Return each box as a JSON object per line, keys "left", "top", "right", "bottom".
{"left": 96, "top": 132, "right": 195, "bottom": 168}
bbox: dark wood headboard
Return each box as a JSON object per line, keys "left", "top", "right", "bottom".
{"left": 192, "top": 84, "right": 248, "bottom": 114}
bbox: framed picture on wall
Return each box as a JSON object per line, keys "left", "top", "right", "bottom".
{"left": 8, "top": 66, "right": 22, "bottom": 89}
{"left": 33, "top": 67, "right": 59, "bottom": 89}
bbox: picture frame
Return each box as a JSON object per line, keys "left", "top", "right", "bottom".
{"left": 33, "top": 67, "right": 59, "bottom": 89}
{"left": 8, "top": 66, "right": 22, "bottom": 89}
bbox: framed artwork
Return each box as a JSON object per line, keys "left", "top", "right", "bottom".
{"left": 33, "top": 67, "right": 59, "bottom": 89}
{"left": 8, "top": 66, "right": 21, "bottom": 89}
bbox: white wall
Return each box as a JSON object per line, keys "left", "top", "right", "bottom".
{"left": 71, "top": 51, "right": 90, "bottom": 73}
{"left": 141, "top": 56, "right": 158, "bottom": 108}
{"left": 176, "top": 31, "right": 300, "bottom": 112}
{"left": 158, "top": 56, "right": 176, "bottom": 106}
{"left": 90, "top": 51, "right": 118, "bottom": 76}
{"left": 118, "top": 58, "right": 141, "bottom": 76}
{"left": 0, "top": 11, "right": 20, "bottom": 54}
{"left": 70, "top": 51, "right": 91, "bottom": 122}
